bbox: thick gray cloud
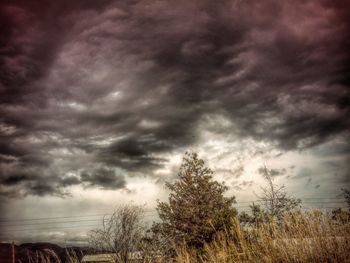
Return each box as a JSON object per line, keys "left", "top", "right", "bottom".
{"left": 258, "top": 167, "right": 287, "bottom": 178}
{"left": 80, "top": 168, "right": 126, "bottom": 190}
{"left": 0, "top": 0, "right": 349, "bottom": 198}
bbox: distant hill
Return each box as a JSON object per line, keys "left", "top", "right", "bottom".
{"left": 0, "top": 242, "right": 90, "bottom": 263}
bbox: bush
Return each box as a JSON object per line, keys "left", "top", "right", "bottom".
{"left": 153, "top": 152, "right": 237, "bottom": 250}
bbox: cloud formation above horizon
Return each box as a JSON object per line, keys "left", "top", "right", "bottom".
{"left": 0, "top": 0, "right": 349, "bottom": 198}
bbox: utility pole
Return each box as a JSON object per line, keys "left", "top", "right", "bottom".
{"left": 11, "top": 241, "right": 15, "bottom": 263}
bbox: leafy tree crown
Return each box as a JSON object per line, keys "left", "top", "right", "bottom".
{"left": 155, "top": 152, "right": 236, "bottom": 248}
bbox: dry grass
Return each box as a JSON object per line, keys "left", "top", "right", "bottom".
{"left": 22, "top": 249, "right": 80, "bottom": 263}
{"left": 175, "top": 211, "right": 350, "bottom": 263}
{"left": 21, "top": 210, "right": 350, "bottom": 263}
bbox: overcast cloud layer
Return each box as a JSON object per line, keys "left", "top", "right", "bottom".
{"left": 0, "top": 0, "right": 349, "bottom": 223}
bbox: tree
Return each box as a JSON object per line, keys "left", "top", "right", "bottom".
{"left": 258, "top": 166, "right": 301, "bottom": 219}
{"left": 239, "top": 167, "right": 301, "bottom": 227}
{"left": 140, "top": 227, "right": 173, "bottom": 261}
{"left": 332, "top": 188, "right": 350, "bottom": 222}
{"left": 89, "top": 205, "right": 145, "bottom": 263}
{"left": 154, "top": 152, "right": 237, "bottom": 249}
{"left": 239, "top": 202, "right": 269, "bottom": 227}
{"left": 342, "top": 188, "right": 350, "bottom": 209}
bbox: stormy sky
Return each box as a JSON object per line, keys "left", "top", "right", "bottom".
{"left": 0, "top": 0, "right": 349, "bottom": 244}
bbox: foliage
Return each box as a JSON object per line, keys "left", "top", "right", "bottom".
{"left": 342, "top": 188, "right": 350, "bottom": 208}
{"left": 140, "top": 226, "right": 175, "bottom": 262}
{"left": 89, "top": 205, "right": 145, "bottom": 263}
{"left": 154, "top": 152, "right": 237, "bottom": 249}
{"left": 331, "top": 207, "right": 350, "bottom": 223}
{"left": 331, "top": 188, "right": 350, "bottom": 222}
{"left": 239, "top": 166, "right": 301, "bottom": 227}
{"left": 239, "top": 203, "right": 269, "bottom": 227}
{"left": 258, "top": 166, "right": 301, "bottom": 219}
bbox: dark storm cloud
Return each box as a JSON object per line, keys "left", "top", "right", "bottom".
{"left": 0, "top": 173, "right": 28, "bottom": 186}
{"left": 293, "top": 168, "right": 313, "bottom": 180}
{"left": 98, "top": 136, "right": 168, "bottom": 171}
{"left": 80, "top": 168, "right": 126, "bottom": 190}
{"left": 0, "top": 168, "right": 69, "bottom": 197}
{"left": 59, "top": 175, "right": 80, "bottom": 187}
{"left": 258, "top": 167, "right": 287, "bottom": 177}
{"left": 0, "top": 0, "right": 349, "bottom": 197}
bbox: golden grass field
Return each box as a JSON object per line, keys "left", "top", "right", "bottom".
{"left": 26, "top": 210, "right": 350, "bottom": 263}
{"left": 175, "top": 211, "right": 350, "bottom": 263}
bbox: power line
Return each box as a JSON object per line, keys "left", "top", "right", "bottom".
{"left": 237, "top": 198, "right": 345, "bottom": 202}
{"left": 302, "top": 206, "right": 348, "bottom": 210}
{"left": 2, "top": 214, "right": 156, "bottom": 230}
{"left": 0, "top": 224, "right": 102, "bottom": 234}
{"left": 0, "top": 214, "right": 108, "bottom": 223}
{"left": 2, "top": 217, "right": 157, "bottom": 231}
{"left": 0, "top": 214, "right": 159, "bottom": 234}
{"left": 2, "top": 219, "right": 109, "bottom": 227}
{"left": 2, "top": 203, "right": 346, "bottom": 228}
{"left": 1, "top": 208, "right": 348, "bottom": 235}
{"left": 1, "top": 200, "right": 347, "bottom": 223}
{"left": 2, "top": 204, "right": 348, "bottom": 232}
{"left": 301, "top": 201, "right": 346, "bottom": 203}
{"left": 294, "top": 197, "right": 345, "bottom": 200}
{"left": 0, "top": 214, "right": 158, "bottom": 228}
{"left": 0, "top": 210, "right": 156, "bottom": 223}
{"left": 237, "top": 202, "right": 347, "bottom": 206}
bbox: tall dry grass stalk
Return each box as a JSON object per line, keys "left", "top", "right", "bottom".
{"left": 20, "top": 211, "right": 349, "bottom": 263}
{"left": 24, "top": 249, "right": 80, "bottom": 263}
{"left": 176, "top": 211, "right": 350, "bottom": 263}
